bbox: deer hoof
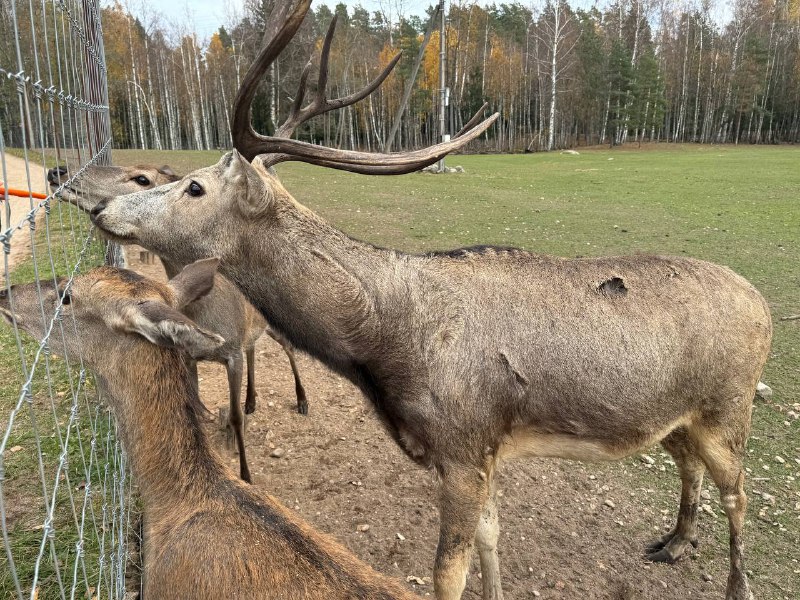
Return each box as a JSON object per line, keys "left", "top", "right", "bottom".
{"left": 644, "top": 531, "right": 697, "bottom": 564}
{"left": 645, "top": 547, "right": 680, "bottom": 564}
{"left": 244, "top": 391, "right": 258, "bottom": 415}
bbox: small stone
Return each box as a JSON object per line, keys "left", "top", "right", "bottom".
{"left": 761, "top": 493, "right": 775, "bottom": 505}
{"left": 267, "top": 401, "right": 275, "bottom": 408}
{"left": 9, "top": 446, "right": 22, "bottom": 453}
{"left": 405, "top": 576, "right": 426, "bottom": 585}
{"left": 533, "top": 591, "right": 541, "bottom": 597}
{"left": 755, "top": 382, "right": 772, "bottom": 399}
{"left": 700, "top": 490, "right": 712, "bottom": 501}
{"left": 774, "top": 456, "right": 785, "bottom": 464}
{"left": 396, "top": 532, "right": 406, "bottom": 541}
{"left": 702, "top": 573, "right": 713, "bottom": 583}
{"left": 270, "top": 448, "right": 285, "bottom": 458}
{"left": 604, "top": 499, "right": 616, "bottom": 509}
{"left": 640, "top": 454, "right": 655, "bottom": 465}
{"left": 357, "top": 523, "right": 370, "bottom": 532}
{"left": 555, "top": 580, "right": 566, "bottom": 590}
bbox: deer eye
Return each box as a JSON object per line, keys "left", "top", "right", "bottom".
{"left": 187, "top": 181, "right": 204, "bottom": 197}
{"left": 133, "top": 175, "right": 151, "bottom": 186}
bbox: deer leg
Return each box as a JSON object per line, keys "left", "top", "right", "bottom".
{"left": 266, "top": 329, "right": 308, "bottom": 415}
{"left": 434, "top": 465, "right": 489, "bottom": 600}
{"left": 474, "top": 480, "right": 504, "bottom": 600}
{"left": 225, "top": 353, "right": 251, "bottom": 484}
{"left": 695, "top": 429, "right": 751, "bottom": 600}
{"left": 646, "top": 427, "right": 705, "bottom": 563}
{"left": 285, "top": 345, "right": 308, "bottom": 415}
{"left": 244, "top": 345, "right": 258, "bottom": 415}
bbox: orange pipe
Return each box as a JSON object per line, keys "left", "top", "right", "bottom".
{"left": 0, "top": 186, "right": 48, "bottom": 200}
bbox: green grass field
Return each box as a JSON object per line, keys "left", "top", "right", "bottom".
{"left": 11, "top": 143, "right": 799, "bottom": 596}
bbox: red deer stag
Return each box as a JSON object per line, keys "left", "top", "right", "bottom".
{"left": 89, "top": 1, "right": 772, "bottom": 599}
{"left": 0, "top": 261, "right": 419, "bottom": 599}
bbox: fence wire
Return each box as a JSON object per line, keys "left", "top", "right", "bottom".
{"left": 1, "top": 1, "right": 133, "bottom": 599}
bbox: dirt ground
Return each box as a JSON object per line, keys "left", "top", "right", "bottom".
{"left": 122, "top": 247, "right": 751, "bottom": 600}
{"left": 1, "top": 154, "right": 48, "bottom": 271}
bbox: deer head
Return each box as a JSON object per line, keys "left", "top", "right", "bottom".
{"left": 90, "top": 0, "right": 497, "bottom": 263}
{"left": 48, "top": 164, "right": 179, "bottom": 212}
{"left": 0, "top": 259, "right": 225, "bottom": 369}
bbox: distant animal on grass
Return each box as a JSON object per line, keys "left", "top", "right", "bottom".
{"left": 0, "top": 260, "right": 418, "bottom": 600}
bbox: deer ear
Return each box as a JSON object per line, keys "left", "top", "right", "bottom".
{"left": 224, "top": 150, "right": 273, "bottom": 216}
{"left": 158, "top": 165, "right": 176, "bottom": 178}
{"left": 120, "top": 301, "right": 225, "bottom": 359}
{"left": 168, "top": 258, "right": 219, "bottom": 309}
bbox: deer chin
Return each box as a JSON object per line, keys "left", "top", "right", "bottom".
{"left": 52, "top": 184, "right": 100, "bottom": 213}
{"left": 92, "top": 214, "right": 140, "bottom": 245}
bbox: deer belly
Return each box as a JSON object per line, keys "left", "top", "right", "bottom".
{"left": 499, "top": 415, "right": 691, "bottom": 463}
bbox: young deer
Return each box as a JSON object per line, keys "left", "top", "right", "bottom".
{"left": 0, "top": 261, "right": 418, "bottom": 600}
{"left": 90, "top": 2, "right": 772, "bottom": 599}
{"left": 47, "top": 162, "right": 309, "bottom": 483}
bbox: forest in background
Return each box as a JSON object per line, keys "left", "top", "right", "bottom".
{"left": 3, "top": 0, "right": 800, "bottom": 153}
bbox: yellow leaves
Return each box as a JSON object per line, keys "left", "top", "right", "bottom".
{"left": 789, "top": 0, "right": 800, "bottom": 23}
{"left": 484, "top": 34, "right": 523, "bottom": 103}
{"left": 420, "top": 32, "right": 439, "bottom": 92}
{"left": 205, "top": 32, "right": 232, "bottom": 68}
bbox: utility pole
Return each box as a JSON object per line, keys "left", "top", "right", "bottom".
{"left": 437, "top": 0, "right": 447, "bottom": 172}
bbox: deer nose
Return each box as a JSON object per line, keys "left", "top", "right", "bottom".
{"left": 47, "top": 166, "right": 68, "bottom": 185}
{"left": 90, "top": 200, "right": 107, "bottom": 219}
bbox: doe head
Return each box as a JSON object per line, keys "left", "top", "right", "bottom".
{"left": 0, "top": 259, "right": 225, "bottom": 374}
{"left": 48, "top": 164, "right": 179, "bottom": 213}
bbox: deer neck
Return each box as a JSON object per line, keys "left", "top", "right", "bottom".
{"left": 225, "top": 201, "right": 397, "bottom": 373}
{"left": 101, "top": 345, "right": 225, "bottom": 514}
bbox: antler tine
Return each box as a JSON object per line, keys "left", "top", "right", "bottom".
{"left": 259, "top": 112, "right": 499, "bottom": 175}
{"left": 289, "top": 60, "right": 314, "bottom": 119}
{"left": 232, "top": 0, "right": 312, "bottom": 160}
{"left": 456, "top": 102, "right": 490, "bottom": 138}
{"left": 274, "top": 15, "right": 402, "bottom": 139}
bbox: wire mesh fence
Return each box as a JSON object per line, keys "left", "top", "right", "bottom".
{"left": 1, "top": 1, "right": 134, "bottom": 599}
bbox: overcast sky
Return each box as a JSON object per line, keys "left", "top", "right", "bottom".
{"left": 119, "top": 1, "right": 441, "bottom": 41}
{"left": 117, "top": 0, "right": 732, "bottom": 44}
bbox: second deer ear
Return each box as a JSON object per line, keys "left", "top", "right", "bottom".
{"left": 168, "top": 258, "right": 219, "bottom": 309}
{"left": 120, "top": 301, "right": 225, "bottom": 359}
{"left": 223, "top": 150, "right": 273, "bottom": 216}
{"left": 158, "top": 165, "right": 177, "bottom": 179}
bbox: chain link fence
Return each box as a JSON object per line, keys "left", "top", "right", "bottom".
{"left": 1, "top": 1, "right": 134, "bottom": 598}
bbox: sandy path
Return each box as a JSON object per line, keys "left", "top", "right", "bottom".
{"left": 1, "top": 153, "right": 49, "bottom": 272}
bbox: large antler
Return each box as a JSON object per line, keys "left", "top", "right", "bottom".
{"left": 231, "top": 0, "right": 498, "bottom": 174}
{"left": 275, "top": 13, "right": 401, "bottom": 139}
